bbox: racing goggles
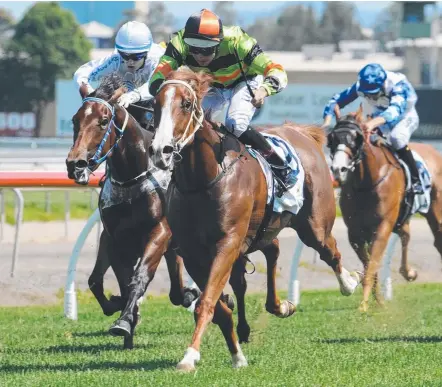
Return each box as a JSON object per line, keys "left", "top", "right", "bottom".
{"left": 118, "top": 51, "right": 147, "bottom": 61}
{"left": 188, "top": 45, "right": 218, "bottom": 56}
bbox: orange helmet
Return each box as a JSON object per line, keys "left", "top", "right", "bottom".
{"left": 183, "top": 9, "right": 223, "bottom": 48}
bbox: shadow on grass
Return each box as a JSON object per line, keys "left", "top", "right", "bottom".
{"left": 0, "top": 359, "right": 176, "bottom": 374}
{"left": 317, "top": 335, "right": 442, "bottom": 344}
{"left": 73, "top": 330, "right": 109, "bottom": 338}
{"left": 43, "top": 342, "right": 154, "bottom": 354}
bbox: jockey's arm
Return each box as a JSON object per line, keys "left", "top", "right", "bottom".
{"left": 149, "top": 38, "right": 183, "bottom": 96}
{"left": 133, "top": 43, "right": 165, "bottom": 101}
{"left": 240, "top": 31, "right": 288, "bottom": 97}
{"left": 322, "top": 84, "right": 359, "bottom": 126}
{"left": 378, "top": 81, "right": 410, "bottom": 130}
{"left": 73, "top": 54, "right": 120, "bottom": 96}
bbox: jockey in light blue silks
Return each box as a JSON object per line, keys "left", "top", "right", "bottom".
{"left": 74, "top": 21, "right": 164, "bottom": 108}
{"left": 323, "top": 63, "right": 423, "bottom": 194}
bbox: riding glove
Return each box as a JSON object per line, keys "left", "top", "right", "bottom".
{"left": 117, "top": 90, "right": 141, "bottom": 108}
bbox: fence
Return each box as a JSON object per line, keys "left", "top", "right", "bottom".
{"left": 0, "top": 170, "right": 398, "bottom": 321}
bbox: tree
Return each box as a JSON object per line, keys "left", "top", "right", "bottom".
{"left": 3, "top": 2, "right": 92, "bottom": 136}
{"left": 319, "top": 2, "right": 364, "bottom": 51}
{"left": 213, "top": 1, "right": 237, "bottom": 26}
{"left": 373, "top": 2, "right": 402, "bottom": 51}
{"left": 117, "top": 2, "right": 175, "bottom": 44}
{"left": 0, "top": 7, "right": 14, "bottom": 33}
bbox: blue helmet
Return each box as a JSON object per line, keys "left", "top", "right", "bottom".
{"left": 357, "top": 63, "right": 386, "bottom": 94}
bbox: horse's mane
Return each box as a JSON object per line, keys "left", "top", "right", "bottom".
{"left": 165, "top": 69, "right": 213, "bottom": 101}
{"left": 92, "top": 73, "right": 125, "bottom": 100}
{"left": 282, "top": 122, "right": 326, "bottom": 147}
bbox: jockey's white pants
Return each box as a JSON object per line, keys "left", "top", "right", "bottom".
{"left": 202, "top": 75, "right": 263, "bottom": 137}
{"left": 363, "top": 102, "right": 419, "bottom": 150}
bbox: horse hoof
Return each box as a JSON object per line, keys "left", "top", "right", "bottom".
{"left": 276, "top": 300, "right": 296, "bottom": 318}
{"left": 176, "top": 362, "right": 196, "bottom": 372}
{"left": 237, "top": 324, "right": 251, "bottom": 344}
{"left": 232, "top": 354, "right": 248, "bottom": 369}
{"left": 407, "top": 270, "right": 418, "bottom": 282}
{"left": 182, "top": 287, "right": 201, "bottom": 308}
{"left": 109, "top": 319, "right": 131, "bottom": 337}
{"left": 358, "top": 301, "right": 369, "bottom": 313}
{"left": 223, "top": 294, "right": 235, "bottom": 312}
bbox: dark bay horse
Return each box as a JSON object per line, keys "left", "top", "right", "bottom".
{"left": 66, "top": 73, "right": 196, "bottom": 349}
{"left": 149, "top": 69, "right": 362, "bottom": 371}
{"left": 327, "top": 105, "right": 442, "bottom": 312}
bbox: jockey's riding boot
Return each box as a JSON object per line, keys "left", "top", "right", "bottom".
{"left": 396, "top": 146, "right": 424, "bottom": 195}
{"left": 238, "top": 126, "right": 294, "bottom": 193}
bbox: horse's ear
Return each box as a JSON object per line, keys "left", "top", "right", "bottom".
{"left": 355, "top": 103, "right": 363, "bottom": 122}
{"left": 79, "top": 83, "right": 90, "bottom": 100}
{"left": 109, "top": 86, "right": 126, "bottom": 104}
{"left": 334, "top": 104, "right": 341, "bottom": 120}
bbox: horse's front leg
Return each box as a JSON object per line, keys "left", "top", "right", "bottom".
{"left": 360, "top": 221, "right": 394, "bottom": 312}
{"left": 109, "top": 221, "right": 170, "bottom": 348}
{"left": 177, "top": 234, "right": 248, "bottom": 372}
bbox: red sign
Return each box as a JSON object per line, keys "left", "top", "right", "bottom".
{"left": 0, "top": 112, "right": 36, "bottom": 136}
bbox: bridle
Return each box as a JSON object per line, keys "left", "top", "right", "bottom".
{"left": 81, "top": 97, "right": 129, "bottom": 170}
{"left": 157, "top": 80, "right": 204, "bottom": 161}
{"left": 328, "top": 118, "right": 364, "bottom": 172}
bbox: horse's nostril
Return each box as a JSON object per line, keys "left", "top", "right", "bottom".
{"left": 340, "top": 167, "right": 347, "bottom": 173}
{"left": 75, "top": 160, "right": 88, "bottom": 169}
{"left": 163, "top": 146, "right": 173, "bottom": 155}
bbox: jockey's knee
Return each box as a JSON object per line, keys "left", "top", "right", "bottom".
{"left": 226, "top": 117, "right": 248, "bottom": 138}
{"left": 390, "top": 133, "right": 409, "bottom": 150}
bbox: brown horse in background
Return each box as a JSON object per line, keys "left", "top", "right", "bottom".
{"left": 148, "top": 69, "right": 362, "bottom": 371}
{"left": 66, "top": 74, "right": 197, "bottom": 349}
{"left": 328, "top": 105, "right": 442, "bottom": 312}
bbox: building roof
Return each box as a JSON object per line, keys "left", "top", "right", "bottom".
{"left": 387, "top": 34, "right": 442, "bottom": 48}
{"left": 89, "top": 48, "right": 404, "bottom": 72}
{"left": 81, "top": 21, "right": 114, "bottom": 39}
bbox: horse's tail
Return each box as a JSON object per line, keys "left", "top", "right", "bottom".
{"left": 283, "top": 122, "right": 326, "bottom": 148}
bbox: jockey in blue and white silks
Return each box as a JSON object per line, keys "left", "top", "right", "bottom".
{"left": 74, "top": 21, "right": 164, "bottom": 108}
{"left": 323, "top": 63, "right": 423, "bottom": 194}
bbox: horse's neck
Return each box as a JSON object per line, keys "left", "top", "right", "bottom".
{"left": 174, "top": 122, "right": 221, "bottom": 191}
{"left": 352, "top": 141, "right": 389, "bottom": 190}
{"left": 109, "top": 112, "right": 150, "bottom": 181}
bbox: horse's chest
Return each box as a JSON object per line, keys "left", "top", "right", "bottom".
{"left": 167, "top": 192, "right": 223, "bottom": 256}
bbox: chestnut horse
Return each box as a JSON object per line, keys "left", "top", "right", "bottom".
{"left": 148, "top": 69, "right": 362, "bottom": 371}
{"left": 66, "top": 73, "right": 197, "bottom": 349}
{"left": 327, "top": 105, "right": 442, "bottom": 312}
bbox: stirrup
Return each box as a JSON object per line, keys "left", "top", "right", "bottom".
{"left": 412, "top": 182, "right": 424, "bottom": 195}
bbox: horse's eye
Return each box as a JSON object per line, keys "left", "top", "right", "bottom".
{"left": 100, "top": 118, "right": 109, "bottom": 129}
{"left": 183, "top": 99, "right": 192, "bottom": 112}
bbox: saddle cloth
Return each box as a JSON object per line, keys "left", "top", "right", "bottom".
{"left": 248, "top": 133, "right": 305, "bottom": 215}
{"left": 397, "top": 150, "right": 432, "bottom": 215}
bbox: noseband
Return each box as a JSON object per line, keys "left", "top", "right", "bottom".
{"left": 81, "top": 97, "right": 129, "bottom": 168}
{"left": 329, "top": 118, "right": 364, "bottom": 171}
{"left": 157, "top": 80, "right": 204, "bottom": 160}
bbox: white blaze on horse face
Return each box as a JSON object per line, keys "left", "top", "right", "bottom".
{"left": 84, "top": 106, "right": 92, "bottom": 117}
{"left": 331, "top": 144, "right": 352, "bottom": 183}
{"left": 152, "top": 87, "right": 176, "bottom": 168}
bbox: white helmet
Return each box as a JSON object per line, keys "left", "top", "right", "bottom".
{"left": 115, "top": 21, "right": 153, "bottom": 53}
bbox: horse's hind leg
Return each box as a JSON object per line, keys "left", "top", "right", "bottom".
{"left": 229, "top": 255, "right": 251, "bottom": 343}
{"left": 212, "top": 299, "right": 248, "bottom": 369}
{"left": 295, "top": 219, "right": 362, "bottom": 297}
{"left": 424, "top": 191, "right": 442, "bottom": 261}
{"left": 89, "top": 231, "right": 124, "bottom": 316}
{"left": 397, "top": 221, "right": 418, "bottom": 281}
{"left": 262, "top": 238, "right": 295, "bottom": 318}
